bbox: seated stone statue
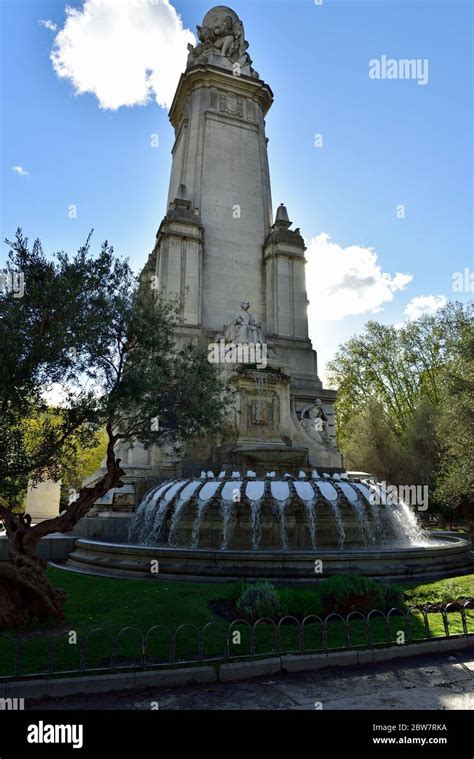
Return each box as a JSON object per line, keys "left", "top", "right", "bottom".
{"left": 224, "top": 301, "right": 264, "bottom": 344}
{"left": 300, "top": 399, "right": 330, "bottom": 445}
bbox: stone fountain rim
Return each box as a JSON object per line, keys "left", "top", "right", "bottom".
{"left": 73, "top": 532, "right": 472, "bottom": 559}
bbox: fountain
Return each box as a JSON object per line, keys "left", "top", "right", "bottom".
{"left": 67, "top": 472, "right": 473, "bottom": 581}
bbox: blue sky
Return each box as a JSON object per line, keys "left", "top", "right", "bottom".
{"left": 1, "top": 0, "right": 472, "bottom": 381}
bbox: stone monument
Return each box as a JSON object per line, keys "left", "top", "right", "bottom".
{"left": 87, "top": 5, "right": 343, "bottom": 510}
{"left": 67, "top": 7, "right": 472, "bottom": 583}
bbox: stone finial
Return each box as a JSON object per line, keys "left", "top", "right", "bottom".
{"left": 275, "top": 203, "right": 292, "bottom": 228}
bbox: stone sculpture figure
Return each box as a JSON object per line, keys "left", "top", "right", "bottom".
{"left": 300, "top": 399, "right": 330, "bottom": 445}
{"left": 188, "top": 7, "right": 257, "bottom": 76}
{"left": 224, "top": 301, "right": 264, "bottom": 344}
{"left": 230, "top": 19, "right": 247, "bottom": 60}
{"left": 213, "top": 16, "right": 235, "bottom": 56}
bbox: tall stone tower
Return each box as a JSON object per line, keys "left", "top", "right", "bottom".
{"left": 135, "top": 5, "right": 342, "bottom": 486}
{"left": 147, "top": 6, "right": 272, "bottom": 336}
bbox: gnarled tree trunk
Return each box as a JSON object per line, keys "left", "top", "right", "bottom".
{"left": 0, "top": 426, "right": 124, "bottom": 629}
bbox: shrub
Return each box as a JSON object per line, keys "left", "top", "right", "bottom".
{"left": 232, "top": 577, "right": 407, "bottom": 622}
{"left": 382, "top": 583, "right": 406, "bottom": 610}
{"left": 318, "top": 574, "right": 385, "bottom": 615}
{"left": 278, "top": 588, "right": 323, "bottom": 618}
{"left": 236, "top": 581, "right": 281, "bottom": 622}
{"left": 226, "top": 580, "right": 249, "bottom": 603}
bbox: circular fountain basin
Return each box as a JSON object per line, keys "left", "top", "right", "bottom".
{"left": 66, "top": 474, "right": 474, "bottom": 582}
{"left": 66, "top": 533, "right": 472, "bottom": 582}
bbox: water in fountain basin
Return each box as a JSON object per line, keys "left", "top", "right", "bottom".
{"left": 220, "top": 499, "right": 234, "bottom": 549}
{"left": 339, "top": 482, "right": 375, "bottom": 546}
{"left": 366, "top": 499, "right": 384, "bottom": 542}
{"left": 352, "top": 497, "right": 375, "bottom": 546}
{"left": 190, "top": 481, "right": 221, "bottom": 548}
{"left": 303, "top": 500, "right": 317, "bottom": 548}
{"left": 129, "top": 472, "right": 434, "bottom": 553}
{"left": 246, "top": 480, "right": 265, "bottom": 549}
{"left": 146, "top": 500, "right": 170, "bottom": 545}
{"left": 128, "top": 482, "right": 163, "bottom": 543}
{"left": 168, "top": 480, "right": 202, "bottom": 546}
{"left": 330, "top": 498, "right": 346, "bottom": 549}
{"left": 359, "top": 482, "right": 428, "bottom": 546}
{"left": 294, "top": 481, "right": 318, "bottom": 548}
{"left": 351, "top": 483, "right": 386, "bottom": 542}
{"left": 191, "top": 499, "right": 208, "bottom": 548}
{"left": 132, "top": 480, "right": 177, "bottom": 544}
{"left": 147, "top": 481, "right": 185, "bottom": 544}
{"left": 277, "top": 499, "right": 289, "bottom": 550}
{"left": 389, "top": 500, "right": 429, "bottom": 545}
{"left": 220, "top": 480, "right": 242, "bottom": 548}
{"left": 270, "top": 480, "right": 290, "bottom": 549}
{"left": 312, "top": 481, "right": 345, "bottom": 547}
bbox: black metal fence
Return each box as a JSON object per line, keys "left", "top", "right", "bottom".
{"left": 0, "top": 602, "right": 472, "bottom": 683}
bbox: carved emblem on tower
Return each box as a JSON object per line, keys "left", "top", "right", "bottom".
{"left": 220, "top": 94, "right": 244, "bottom": 118}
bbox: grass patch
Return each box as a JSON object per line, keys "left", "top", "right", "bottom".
{"left": 0, "top": 569, "right": 472, "bottom": 679}
{"left": 403, "top": 574, "right": 474, "bottom": 605}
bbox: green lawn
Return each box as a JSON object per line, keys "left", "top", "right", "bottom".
{"left": 403, "top": 574, "right": 474, "bottom": 604}
{"left": 0, "top": 569, "right": 472, "bottom": 679}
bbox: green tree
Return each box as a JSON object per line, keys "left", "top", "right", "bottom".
{"left": 328, "top": 302, "right": 471, "bottom": 516}
{"left": 435, "top": 313, "right": 474, "bottom": 532}
{"left": 328, "top": 303, "right": 469, "bottom": 445}
{"left": 59, "top": 427, "right": 108, "bottom": 510}
{"left": 0, "top": 231, "right": 226, "bottom": 628}
{"left": 337, "top": 398, "right": 402, "bottom": 480}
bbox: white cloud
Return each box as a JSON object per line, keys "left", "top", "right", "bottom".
{"left": 39, "top": 19, "right": 57, "bottom": 31}
{"left": 404, "top": 294, "right": 447, "bottom": 320}
{"left": 305, "top": 233, "right": 412, "bottom": 321}
{"left": 50, "top": 0, "right": 194, "bottom": 110}
{"left": 11, "top": 165, "right": 29, "bottom": 176}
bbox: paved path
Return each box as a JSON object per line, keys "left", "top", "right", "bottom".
{"left": 28, "top": 650, "right": 474, "bottom": 711}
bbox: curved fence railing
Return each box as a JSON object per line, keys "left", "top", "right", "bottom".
{"left": 0, "top": 601, "right": 472, "bottom": 682}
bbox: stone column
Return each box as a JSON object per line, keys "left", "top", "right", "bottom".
{"left": 264, "top": 204, "right": 309, "bottom": 339}
{"left": 150, "top": 194, "right": 204, "bottom": 327}
{"left": 165, "top": 63, "right": 273, "bottom": 333}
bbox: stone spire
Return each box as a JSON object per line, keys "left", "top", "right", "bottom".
{"left": 275, "top": 203, "right": 292, "bottom": 228}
